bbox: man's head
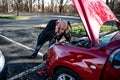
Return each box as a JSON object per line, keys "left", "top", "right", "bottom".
{"left": 56, "top": 21, "right": 69, "bottom": 34}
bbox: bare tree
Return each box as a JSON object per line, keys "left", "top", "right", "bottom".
{"left": 38, "top": 0, "right": 40, "bottom": 9}
{"left": 16, "top": 0, "right": 21, "bottom": 16}
{"left": 110, "top": 0, "right": 115, "bottom": 11}
{"left": 24, "top": 0, "right": 29, "bottom": 12}
{"left": 56, "top": 0, "right": 70, "bottom": 13}
{"left": 42, "top": 0, "right": 44, "bottom": 12}
{"left": 114, "top": 0, "right": 120, "bottom": 13}
{"left": 29, "top": 0, "right": 32, "bottom": 12}
{"left": 59, "top": 0, "right": 63, "bottom": 13}
{"left": 106, "top": 0, "right": 109, "bottom": 5}
{"left": 2, "top": 0, "right": 8, "bottom": 13}
{"left": 51, "top": 0, "right": 54, "bottom": 12}
{"left": 37, "top": 0, "right": 44, "bottom": 12}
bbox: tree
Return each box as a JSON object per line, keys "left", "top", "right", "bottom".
{"left": 42, "top": 0, "right": 44, "bottom": 12}
{"left": 2, "top": 0, "right": 8, "bottom": 13}
{"left": 29, "top": 0, "right": 32, "bottom": 12}
{"left": 59, "top": 0, "right": 63, "bottom": 13}
{"left": 37, "top": 0, "right": 44, "bottom": 12}
{"left": 110, "top": 0, "right": 115, "bottom": 11}
{"left": 56, "top": 0, "right": 70, "bottom": 13}
{"left": 24, "top": 0, "right": 29, "bottom": 12}
{"left": 51, "top": 0, "right": 54, "bottom": 12}
{"left": 106, "top": 0, "right": 109, "bottom": 5}
{"left": 16, "top": 0, "right": 21, "bottom": 16}
{"left": 38, "top": 0, "right": 40, "bottom": 9}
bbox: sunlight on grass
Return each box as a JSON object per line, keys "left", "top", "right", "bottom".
{"left": 71, "top": 23, "right": 118, "bottom": 35}
{"left": 101, "top": 25, "right": 117, "bottom": 32}
{"left": 0, "top": 15, "right": 29, "bottom": 20}
{"left": 0, "top": 15, "right": 17, "bottom": 19}
{"left": 71, "top": 23, "right": 85, "bottom": 35}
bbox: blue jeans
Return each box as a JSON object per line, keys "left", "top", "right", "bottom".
{"left": 34, "top": 45, "right": 43, "bottom": 55}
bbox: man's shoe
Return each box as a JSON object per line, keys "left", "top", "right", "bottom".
{"left": 37, "top": 71, "right": 45, "bottom": 76}
{"left": 30, "top": 53, "right": 37, "bottom": 59}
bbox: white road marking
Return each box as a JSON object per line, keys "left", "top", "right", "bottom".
{"left": 7, "top": 62, "right": 46, "bottom": 80}
{"left": 0, "top": 34, "right": 45, "bottom": 79}
{"left": 0, "top": 34, "right": 43, "bottom": 56}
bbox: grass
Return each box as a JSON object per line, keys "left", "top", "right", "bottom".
{"left": 71, "top": 23, "right": 118, "bottom": 35}
{"left": 71, "top": 23, "right": 86, "bottom": 35}
{"left": 0, "top": 15, "right": 29, "bottom": 20}
{"left": 0, "top": 15, "right": 17, "bottom": 19}
{"left": 101, "top": 25, "right": 117, "bottom": 32}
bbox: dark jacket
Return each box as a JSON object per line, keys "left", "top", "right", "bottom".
{"left": 37, "top": 19, "right": 71, "bottom": 46}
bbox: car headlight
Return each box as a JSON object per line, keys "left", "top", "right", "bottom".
{"left": 0, "top": 50, "right": 5, "bottom": 72}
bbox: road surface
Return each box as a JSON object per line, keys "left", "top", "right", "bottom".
{"left": 0, "top": 14, "right": 80, "bottom": 80}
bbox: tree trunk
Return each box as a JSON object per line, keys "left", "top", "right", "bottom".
{"left": 59, "top": 0, "right": 63, "bottom": 13}
{"left": 29, "top": 0, "right": 32, "bottom": 12}
{"left": 51, "top": 0, "right": 54, "bottom": 12}
{"left": 110, "top": 0, "right": 115, "bottom": 11}
{"left": 42, "top": 0, "right": 44, "bottom": 12}
{"left": 16, "top": 0, "right": 21, "bottom": 16}
{"left": 2, "top": 0, "right": 8, "bottom": 13}
{"left": 106, "top": 0, "right": 109, "bottom": 5}
{"left": 38, "top": 0, "right": 40, "bottom": 9}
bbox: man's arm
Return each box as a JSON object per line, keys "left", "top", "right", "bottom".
{"left": 64, "top": 32, "right": 71, "bottom": 41}
{"left": 55, "top": 32, "right": 71, "bottom": 42}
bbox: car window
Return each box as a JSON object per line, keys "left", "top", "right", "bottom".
{"left": 110, "top": 32, "right": 120, "bottom": 42}
{"left": 99, "top": 31, "right": 118, "bottom": 47}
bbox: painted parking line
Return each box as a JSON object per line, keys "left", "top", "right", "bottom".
{"left": 7, "top": 62, "right": 46, "bottom": 80}
{"left": 0, "top": 34, "right": 43, "bottom": 56}
{"left": 0, "top": 34, "right": 45, "bottom": 79}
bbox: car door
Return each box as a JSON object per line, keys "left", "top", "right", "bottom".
{"left": 101, "top": 48, "right": 120, "bottom": 80}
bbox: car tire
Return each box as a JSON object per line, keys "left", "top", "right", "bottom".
{"left": 53, "top": 67, "right": 81, "bottom": 80}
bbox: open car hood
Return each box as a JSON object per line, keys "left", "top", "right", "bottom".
{"left": 72, "top": 0, "right": 120, "bottom": 43}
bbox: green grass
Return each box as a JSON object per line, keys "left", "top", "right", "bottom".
{"left": 0, "top": 15, "right": 29, "bottom": 20}
{"left": 101, "top": 25, "right": 117, "bottom": 32}
{"left": 71, "top": 23, "right": 86, "bottom": 35}
{"left": 71, "top": 23, "right": 118, "bottom": 35}
{"left": 0, "top": 15, "right": 17, "bottom": 19}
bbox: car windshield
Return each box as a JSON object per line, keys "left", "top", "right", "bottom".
{"left": 98, "top": 20, "right": 119, "bottom": 47}
{"left": 99, "top": 31, "right": 119, "bottom": 47}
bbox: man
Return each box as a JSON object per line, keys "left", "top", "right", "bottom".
{"left": 30, "top": 19, "right": 71, "bottom": 58}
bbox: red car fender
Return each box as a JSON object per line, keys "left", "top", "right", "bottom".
{"left": 46, "top": 45, "right": 107, "bottom": 80}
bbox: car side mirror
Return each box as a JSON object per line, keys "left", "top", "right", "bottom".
{"left": 109, "top": 49, "right": 120, "bottom": 69}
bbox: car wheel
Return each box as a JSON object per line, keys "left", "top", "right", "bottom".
{"left": 53, "top": 67, "right": 81, "bottom": 80}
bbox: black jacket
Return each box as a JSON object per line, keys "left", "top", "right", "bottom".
{"left": 37, "top": 19, "right": 71, "bottom": 46}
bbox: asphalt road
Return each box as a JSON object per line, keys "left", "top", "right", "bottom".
{"left": 0, "top": 14, "right": 81, "bottom": 29}
{"left": 0, "top": 14, "right": 80, "bottom": 80}
{"left": 0, "top": 29, "right": 46, "bottom": 80}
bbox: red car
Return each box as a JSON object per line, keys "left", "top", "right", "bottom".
{"left": 43, "top": 0, "right": 120, "bottom": 80}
